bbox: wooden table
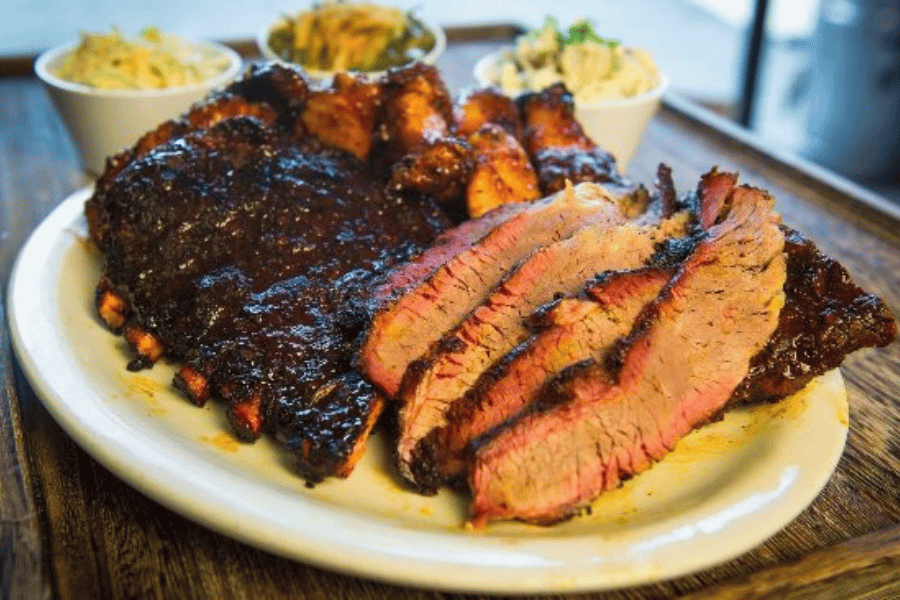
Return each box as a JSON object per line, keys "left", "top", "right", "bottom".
{"left": 2, "top": 30, "right": 900, "bottom": 600}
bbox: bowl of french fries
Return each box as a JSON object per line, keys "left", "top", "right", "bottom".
{"left": 257, "top": 1, "right": 445, "bottom": 79}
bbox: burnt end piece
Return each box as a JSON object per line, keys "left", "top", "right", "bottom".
{"left": 453, "top": 86, "right": 525, "bottom": 140}
{"left": 388, "top": 137, "right": 475, "bottom": 201}
{"left": 731, "top": 227, "right": 898, "bottom": 405}
{"left": 377, "top": 63, "right": 474, "bottom": 204}
{"left": 221, "top": 61, "right": 310, "bottom": 131}
{"left": 531, "top": 147, "right": 620, "bottom": 195}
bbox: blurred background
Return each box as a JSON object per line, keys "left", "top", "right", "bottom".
{"left": 3, "top": 0, "right": 899, "bottom": 200}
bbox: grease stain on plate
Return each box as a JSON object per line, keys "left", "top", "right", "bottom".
{"left": 119, "top": 373, "right": 169, "bottom": 415}
{"left": 200, "top": 432, "right": 241, "bottom": 453}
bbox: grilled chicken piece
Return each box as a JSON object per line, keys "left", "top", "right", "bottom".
{"left": 301, "top": 72, "right": 384, "bottom": 160}
{"left": 519, "top": 83, "right": 622, "bottom": 194}
{"left": 453, "top": 87, "right": 524, "bottom": 140}
{"left": 389, "top": 139, "right": 474, "bottom": 203}
{"left": 380, "top": 63, "right": 454, "bottom": 156}
{"left": 381, "top": 63, "right": 474, "bottom": 202}
{"left": 465, "top": 123, "right": 540, "bottom": 217}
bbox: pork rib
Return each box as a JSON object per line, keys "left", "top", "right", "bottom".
{"left": 87, "top": 113, "right": 450, "bottom": 482}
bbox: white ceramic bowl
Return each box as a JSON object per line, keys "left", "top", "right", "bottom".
{"left": 256, "top": 12, "right": 445, "bottom": 81}
{"left": 474, "top": 52, "right": 668, "bottom": 170}
{"left": 35, "top": 39, "right": 243, "bottom": 176}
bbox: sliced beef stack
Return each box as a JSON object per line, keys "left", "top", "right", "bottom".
{"left": 470, "top": 184, "right": 788, "bottom": 524}
{"left": 359, "top": 182, "right": 632, "bottom": 400}
{"left": 360, "top": 168, "right": 897, "bottom": 525}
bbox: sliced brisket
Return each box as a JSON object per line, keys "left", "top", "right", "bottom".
{"left": 359, "top": 183, "right": 628, "bottom": 399}
{"left": 469, "top": 185, "right": 786, "bottom": 525}
{"left": 404, "top": 167, "right": 736, "bottom": 491}
{"left": 412, "top": 265, "right": 677, "bottom": 490}
{"left": 400, "top": 213, "right": 691, "bottom": 491}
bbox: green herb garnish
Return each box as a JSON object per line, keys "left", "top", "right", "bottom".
{"left": 564, "top": 19, "right": 619, "bottom": 48}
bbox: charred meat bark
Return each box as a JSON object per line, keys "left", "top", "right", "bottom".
{"left": 729, "top": 226, "right": 898, "bottom": 405}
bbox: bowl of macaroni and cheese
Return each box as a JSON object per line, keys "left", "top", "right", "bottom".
{"left": 474, "top": 18, "right": 667, "bottom": 169}
{"left": 35, "top": 28, "right": 242, "bottom": 175}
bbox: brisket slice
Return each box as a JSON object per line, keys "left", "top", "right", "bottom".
{"left": 400, "top": 213, "right": 690, "bottom": 492}
{"left": 86, "top": 116, "right": 450, "bottom": 482}
{"left": 729, "top": 226, "right": 897, "bottom": 405}
{"left": 411, "top": 266, "right": 677, "bottom": 491}
{"left": 469, "top": 185, "right": 786, "bottom": 526}
{"left": 404, "top": 167, "right": 736, "bottom": 491}
{"left": 359, "top": 183, "right": 628, "bottom": 399}
{"left": 697, "top": 168, "right": 739, "bottom": 229}
{"left": 366, "top": 202, "right": 524, "bottom": 313}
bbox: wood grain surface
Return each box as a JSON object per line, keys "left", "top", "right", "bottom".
{"left": 1, "top": 34, "right": 899, "bottom": 600}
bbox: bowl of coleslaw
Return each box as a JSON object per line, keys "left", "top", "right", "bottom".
{"left": 474, "top": 17, "right": 667, "bottom": 169}
{"left": 35, "top": 28, "right": 243, "bottom": 175}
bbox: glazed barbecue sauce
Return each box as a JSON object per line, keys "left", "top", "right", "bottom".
{"left": 87, "top": 116, "right": 449, "bottom": 481}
